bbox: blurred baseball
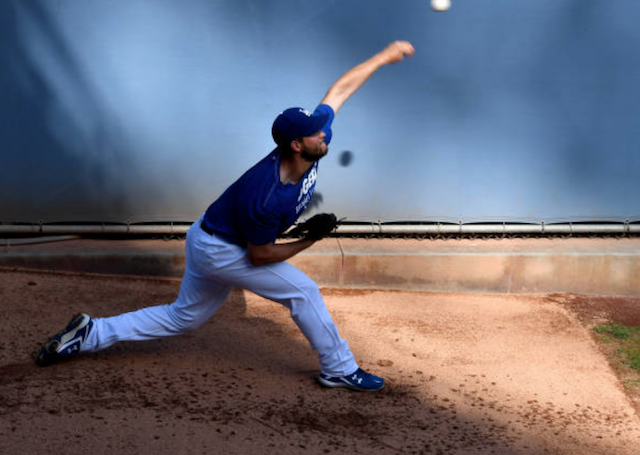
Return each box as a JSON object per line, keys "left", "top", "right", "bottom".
{"left": 339, "top": 150, "right": 353, "bottom": 167}
{"left": 431, "top": 0, "right": 451, "bottom": 12}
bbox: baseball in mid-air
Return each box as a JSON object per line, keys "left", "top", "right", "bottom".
{"left": 431, "top": 0, "right": 451, "bottom": 12}
{"left": 339, "top": 150, "right": 353, "bottom": 167}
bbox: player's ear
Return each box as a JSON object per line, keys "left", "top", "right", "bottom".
{"left": 290, "top": 138, "right": 303, "bottom": 153}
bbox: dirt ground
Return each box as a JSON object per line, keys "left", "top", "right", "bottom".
{"left": 1, "top": 268, "right": 639, "bottom": 455}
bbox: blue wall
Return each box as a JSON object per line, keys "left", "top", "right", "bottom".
{"left": 2, "top": 0, "right": 639, "bottom": 223}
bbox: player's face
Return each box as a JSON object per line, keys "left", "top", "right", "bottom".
{"left": 299, "top": 130, "right": 328, "bottom": 162}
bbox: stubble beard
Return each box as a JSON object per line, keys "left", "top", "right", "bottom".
{"left": 301, "top": 143, "right": 328, "bottom": 163}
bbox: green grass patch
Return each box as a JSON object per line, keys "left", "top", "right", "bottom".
{"left": 595, "top": 323, "right": 633, "bottom": 339}
{"left": 594, "top": 323, "right": 640, "bottom": 373}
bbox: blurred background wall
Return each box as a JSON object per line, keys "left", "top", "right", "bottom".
{"left": 2, "top": 0, "right": 639, "bottom": 224}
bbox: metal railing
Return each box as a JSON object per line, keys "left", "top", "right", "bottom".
{"left": 1, "top": 220, "right": 639, "bottom": 239}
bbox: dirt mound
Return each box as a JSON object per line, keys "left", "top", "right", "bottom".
{"left": 1, "top": 270, "right": 639, "bottom": 454}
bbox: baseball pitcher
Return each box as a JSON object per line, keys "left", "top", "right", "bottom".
{"left": 36, "top": 41, "right": 415, "bottom": 392}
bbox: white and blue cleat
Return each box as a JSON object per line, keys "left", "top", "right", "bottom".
{"left": 318, "top": 367, "right": 385, "bottom": 392}
{"left": 36, "top": 313, "right": 93, "bottom": 367}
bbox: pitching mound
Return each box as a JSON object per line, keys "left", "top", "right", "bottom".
{"left": 1, "top": 270, "right": 639, "bottom": 454}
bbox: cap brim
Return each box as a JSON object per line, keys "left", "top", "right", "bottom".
{"left": 300, "top": 112, "right": 330, "bottom": 137}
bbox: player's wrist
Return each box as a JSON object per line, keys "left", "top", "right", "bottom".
{"left": 371, "top": 51, "right": 391, "bottom": 68}
{"left": 300, "top": 237, "right": 317, "bottom": 246}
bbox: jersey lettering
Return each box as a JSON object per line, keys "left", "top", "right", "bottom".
{"left": 297, "top": 165, "right": 317, "bottom": 203}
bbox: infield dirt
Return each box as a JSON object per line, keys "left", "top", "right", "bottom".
{"left": 1, "top": 269, "right": 639, "bottom": 455}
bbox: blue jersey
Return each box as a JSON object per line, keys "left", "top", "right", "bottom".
{"left": 203, "top": 104, "right": 335, "bottom": 246}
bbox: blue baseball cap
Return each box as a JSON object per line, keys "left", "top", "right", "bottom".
{"left": 272, "top": 107, "right": 329, "bottom": 148}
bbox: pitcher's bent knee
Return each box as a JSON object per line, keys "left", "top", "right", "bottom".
{"left": 296, "top": 279, "right": 322, "bottom": 302}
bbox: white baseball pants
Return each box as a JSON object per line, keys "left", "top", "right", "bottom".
{"left": 82, "top": 215, "right": 358, "bottom": 377}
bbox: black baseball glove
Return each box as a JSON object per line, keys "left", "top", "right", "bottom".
{"left": 289, "top": 213, "right": 339, "bottom": 240}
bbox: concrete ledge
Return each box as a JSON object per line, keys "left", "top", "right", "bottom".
{"left": 335, "top": 238, "right": 640, "bottom": 295}
{"left": 0, "top": 239, "right": 187, "bottom": 277}
{"left": 1, "top": 237, "right": 640, "bottom": 296}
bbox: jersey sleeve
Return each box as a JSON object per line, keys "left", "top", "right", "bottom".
{"left": 314, "top": 104, "right": 335, "bottom": 145}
